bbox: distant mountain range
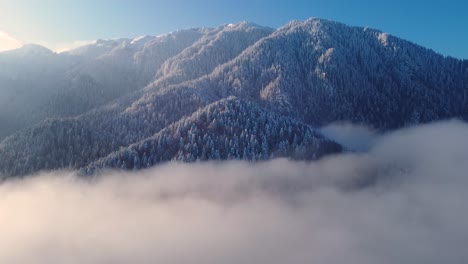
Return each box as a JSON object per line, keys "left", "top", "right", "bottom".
{"left": 0, "top": 18, "right": 467, "bottom": 178}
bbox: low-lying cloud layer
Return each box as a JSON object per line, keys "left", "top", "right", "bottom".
{"left": 1, "top": 120, "right": 468, "bottom": 264}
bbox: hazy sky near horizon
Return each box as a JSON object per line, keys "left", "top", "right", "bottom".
{"left": 0, "top": 0, "right": 467, "bottom": 58}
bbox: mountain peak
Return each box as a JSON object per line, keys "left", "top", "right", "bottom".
{"left": 130, "top": 35, "right": 153, "bottom": 45}
{"left": 279, "top": 17, "right": 341, "bottom": 32}
{"left": 6, "top": 43, "right": 54, "bottom": 57}
{"left": 224, "top": 21, "right": 274, "bottom": 31}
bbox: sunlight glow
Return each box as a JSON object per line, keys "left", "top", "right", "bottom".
{"left": 0, "top": 31, "right": 22, "bottom": 52}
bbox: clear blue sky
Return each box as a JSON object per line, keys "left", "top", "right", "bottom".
{"left": 0, "top": 0, "right": 466, "bottom": 58}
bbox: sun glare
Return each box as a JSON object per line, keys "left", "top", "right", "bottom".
{"left": 0, "top": 31, "right": 22, "bottom": 52}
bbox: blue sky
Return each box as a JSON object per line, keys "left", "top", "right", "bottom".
{"left": 0, "top": 0, "right": 466, "bottom": 58}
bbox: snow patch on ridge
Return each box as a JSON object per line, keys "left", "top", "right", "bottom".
{"left": 378, "top": 32, "right": 390, "bottom": 46}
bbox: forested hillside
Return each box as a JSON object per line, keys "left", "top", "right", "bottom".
{"left": 0, "top": 18, "right": 467, "bottom": 178}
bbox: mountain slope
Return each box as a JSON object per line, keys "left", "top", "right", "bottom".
{"left": 0, "top": 29, "right": 206, "bottom": 140}
{"left": 83, "top": 97, "right": 341, "bottom": 173}
{"left": 149, "top": 22, "right": 274, "bottom": 89}
{"left": 0, "top": 45, "right": 75, "bottom": 139}
{"left": 1, "top": 18, "right": 467, "bottom": 178}
{"left": 194, "top": 18, "right": 468, "bottom": 128}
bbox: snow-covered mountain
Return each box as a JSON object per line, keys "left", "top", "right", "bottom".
{"left": 83, "top": 97, "right": 342, "bottom": 174}
{"left": 0, "top": 45, "right": 73, "bottom": 139}
{"left": 197, "top": 18, "right": 468, "bottom": 128}
{"left": 0, "top": 18, "right": 467, "bottom": 178}
{"left": 0, "top": 29, "right": 206, "bottom": 140}
{"left": 149, "top": 22, "right": 274, "bottom": 89}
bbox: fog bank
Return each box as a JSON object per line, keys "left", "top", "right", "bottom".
{"left": 1, "top": 120, "right": 468, "bottom": 264}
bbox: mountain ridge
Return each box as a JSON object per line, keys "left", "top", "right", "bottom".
{"left": 0, "top": 18, "right": 467, "bottom": 177}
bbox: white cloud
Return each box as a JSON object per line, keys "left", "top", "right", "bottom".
{"left": 0, "top": 31, "right": 22, "bottom": 52}
{"left": 320, "top": 122, "right": 379, "bottom": 151}
{"left": 0, "top": 120, "right": 468, "bottom": 263}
